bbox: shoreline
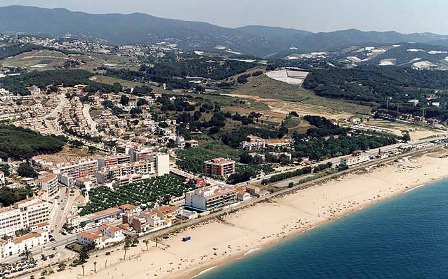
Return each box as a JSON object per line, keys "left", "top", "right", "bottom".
{"left": 44, "top": 150, "right": 448, "bottom": 279}
{"left": 180, "top": 177, "right": 447, "bottom": 279}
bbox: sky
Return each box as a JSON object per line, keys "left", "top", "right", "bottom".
{"left": 1, "top": 0, "right": 448, "bottom": 34}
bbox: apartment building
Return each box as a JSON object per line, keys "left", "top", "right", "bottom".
{"left": 0, "top": 170, "right": 4, "bottom": 185}
{"left": 97, "top": 154, "right": 170, "bottom": 186}
{"left": 37, "top": 173, "right": 59, "bottom": 199}
{"left": 155, "top": 154, "right": 170, "bottom": 176}
{"left": 57, "top": 160, "right": 98, "bottom": 186}
{"left": 185, "top": 186, "right": 237, "bottom": 212}
{"left": 98, "top": 155, "right": 131, "bottom": 169}
{"left": 0, "top": 198, "right": 49, "bottom": 236}
{"left": 97, "top": 161, "right": 154, "bottom": 184}
{"left": 340, "top": 152, "right": 370, "bottom": 167}
{"left": 203, "top": 158, "right": 236, "bottom": 177}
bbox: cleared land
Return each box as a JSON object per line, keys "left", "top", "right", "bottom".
{"left": 1, "top": 50, "right": 138, "bottom": 71}
{"left": 363, "top": 119, "right": 444, "bottom": 140}
{"left": 224, "top": 75, "right": 371, "bottom": 119}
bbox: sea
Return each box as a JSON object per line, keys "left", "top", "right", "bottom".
{"left": 199, "top": 179, "right": 448, "bottom": 279}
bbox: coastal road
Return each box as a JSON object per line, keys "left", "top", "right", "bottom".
{"left": 6, "top": 141, "right": 446, "bottom": 278}
{"left": 237, "top": 135, "right": 447, "bottom": 188}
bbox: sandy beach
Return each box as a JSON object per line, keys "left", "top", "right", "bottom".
{"left": 45, "top": 151, "right": 448, "bottom": 279}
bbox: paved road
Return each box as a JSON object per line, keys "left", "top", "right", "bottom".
{"left": 82, "top": 103, "right": 98, "bottom": 134}
{"left": 43, "top": 93, "right": 68, "bottom": 135}
{"left": 237, "top": 135, "right": 447, "bottom": 188}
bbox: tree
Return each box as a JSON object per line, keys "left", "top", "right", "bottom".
{"left": 68, "top": 140, "right": 84, "bottom": 149}
{"left": 22, "top": 247, "right": 33, "bottom": 261}
{"left": 81, "top": 264, "right": 85, "bottom": 276}
{"left": 18, "top": 162, "right": 38, "bottom": 178}
{"left": 123, "top": 236, "right": 132, "bottom": 260}
{"left": 402, "top": 132, "right": 411, "bottom": 142}
{"left": 93, "top": 261, "right": 97, "bottom": 273}
{"left": 120, "top": 95, "right": 130, "bottom": 106}
{"left": 143, "top": 239, "right": 150, "bottom": 251}
{"left": 58, "top": 263, "right": 66, "bottom": 271}
{"left": 1, "top": 165, "right": 10, "bottom": 177}
{"left": 136, "top": 98, "right": 148, "bottom": 106}
{"left": 290, "top": 111, "right": 299, "bottom": 117}
{"left": 79, "top": 246, "right": 90, "bottom": 263}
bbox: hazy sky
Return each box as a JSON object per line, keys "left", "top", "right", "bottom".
{"left": 1, "top": 0, "right": 447, "bottom": 34}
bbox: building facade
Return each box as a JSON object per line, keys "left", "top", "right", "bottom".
{"left": 57, "top": 160, "right": 98, "bottom": 186}
{"left": 0, "top": 198, "right": 49, "bottom": 236}
{"left": 203, "top": 158, "right": 236, "bottom": 177}
{"left": 185, "top": 186, "right": 237, "bottom": 212}
{"left": 0, "top": 231, "right": 49, "bottom": 258}
{"left": 37, "top": 173, "right": 59, "bottom": 199}
{"left": 340, "top": 153, "right": 370, "bottom": 167}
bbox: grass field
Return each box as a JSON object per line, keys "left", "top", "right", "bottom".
{"left": 1, "top": 49, "right": 138, "bottom": 72}
{"left": 363, "top": 119, "right": 442, "bottom": 140}
{"left": 91, "top": 75, "right": 146, "bottom": 88}
{"left": 224, "top": 75, "right": 372, "bottom": 119}
{"left": 2, "top": 49, "right": 69, "bottom": 69}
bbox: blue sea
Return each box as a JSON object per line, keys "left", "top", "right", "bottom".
{"left": 199, "top": 179, "right": 448, "bottom": 279}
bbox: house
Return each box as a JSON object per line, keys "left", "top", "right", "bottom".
{"left": 240, "top": 136, "right": 266, "bottom": 151}
{"left": 122, "top": 209, "right": 172, "bottom": 234}
{"left": 119, "top": 204, "right": 140, "bottom": 215}
{"left": 77, "top": 232, "right": 103, "bottom": 247}
{"left": 153, "top": 205, "right": 178, "bottom": 220}
{"left": 188, "top": 177, "right": 207, "bottom": 188}
{"left": 98, "top": 225, "right": 125, "bottom": 243}
{"left": 236, "top": 190, "right": 252, "bottom": 201}
{"left": 0, "top": 231, "right": 49, "bottom": 258}
{"left": 78, "top": 207, "right": 121, "bottom": 227}
{"left": 179, "top": 209, "right": 199, "bottom": 220}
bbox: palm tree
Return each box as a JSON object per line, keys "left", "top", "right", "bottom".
{"left": 123, "top": 237, "right": 132, "bottom": 260}
{"left": 93, "top": 261, "right": 97, "bottom": 273}
{"left": 23, "top": 247, "right": 32, "bottom": 261}
{"left": 143, "top": 239, "right": 149, "bottom": 251}
{"left": 81, "top": 264, "right": 85, "bottom": 276}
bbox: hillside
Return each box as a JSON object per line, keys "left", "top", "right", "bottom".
{"left": 1, "top": 6, "right": 448, "bottom": 57}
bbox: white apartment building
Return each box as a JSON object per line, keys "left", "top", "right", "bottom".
{"left": 340, "top": 153, "right": 370, "bottom": 167}
{"left": 97, "top": 153, "right": 170, "bottom": 186}
{"left": 0, "top": 170, "right": 4, "bottom": 185}
{"left": 155, "top": 154, "right": 170, "bottom": 176}
{"left": 57, "top": 160, "right": 98, "bottom": 186}
{"left": 0, "top": 198, "right": 50, "bottom": 236}
{"left": 185, "top": 186, "right": 237, "bottom": 212}
{"left": 37, "top": 173, "right": 59, "bottom": 199}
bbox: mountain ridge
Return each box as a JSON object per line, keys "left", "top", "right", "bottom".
{"left": 1, "top": 5, "right": 448, "bottom": 57}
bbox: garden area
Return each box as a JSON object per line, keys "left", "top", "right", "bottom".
{"left": 80, "top": 175, "right": 194, "bottom": 215}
